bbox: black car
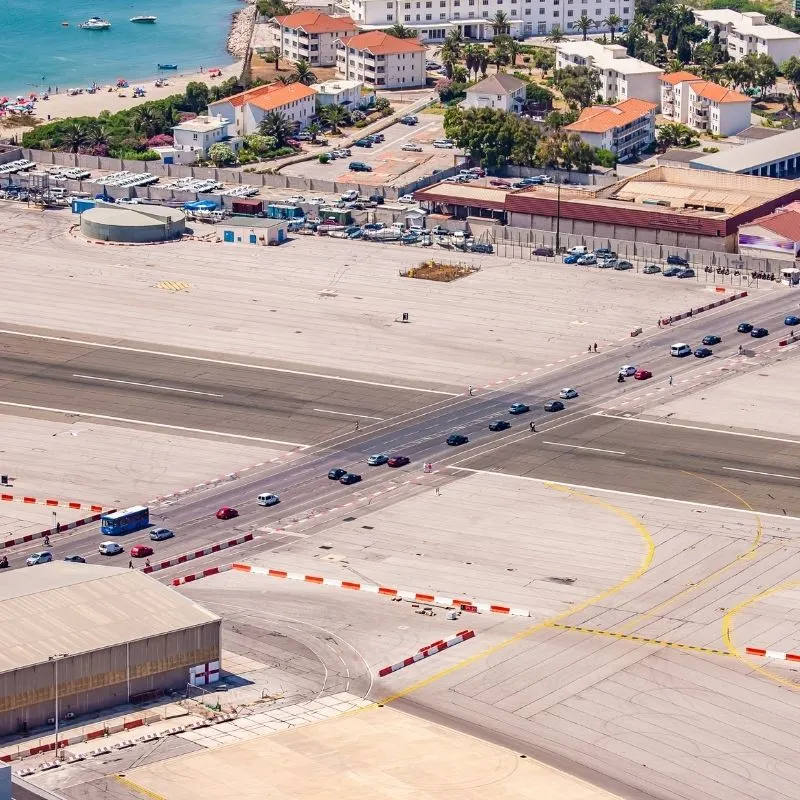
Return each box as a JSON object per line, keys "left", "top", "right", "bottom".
{"left": 446, "top": 433, "right": 469, "bottom": 446}
{"left": 702, "top": 335, "right": 721, "bottom": 345}
{"left": 544, "top": 400, "right": 565, "bottom": 412}
{"left": 677, "top": 268, "right": 695, "bottom": 279}
{"left": 354, "top": 138, "right": 372, "bottom": 147}
{"left": 369, "top": 194, "right": 385, "bottom": 205}
{"left": 64, "top": 555, "right": 86, "bottom": 563}
{"left": 488, "top": 420, "right": 510, "bottom": 431}
{"left": 751, "top": 327, "right": 769, "bottom": 338}
{"left": 737, "top": 322, "right": 753, "bottom": 333}
{"left": 328, "top": 467, "right": 347, "bottom": 480}
{"left": 533, "top": 246, "right": 555, "bottom": 257}
{"left": 667, "top": 254, "right": 689, "bottom": 266}
{"left": 340, "top": 472, "right": 362, "bottom": 485}
{"left": 663, "top": 267, "right": 682, "bottom": 277}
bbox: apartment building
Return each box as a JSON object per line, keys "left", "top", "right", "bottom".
{"left": 695, "top": 10, "right": 800, "bottom": 63}
{"left": 555, "top": 41, "right": 662, "bottom": 104}
{"left": 336, "top": 31, "right": 426, "bottom": 88}
{"left": 565, "top": 98, "right": 656, "bottom": 160}
{"left": 270, "top": 11, "right": 358, "bottom": 67}
{"left": 463, "top": 74, "right": 527, "bottom": 112}
{"left": 169, "top": 115, "right": 240, "bottom": 164}
{"left": 311, "top": 79, "right": 373, "bottom": 107}
{"left": 207, "top": 82, "right": 317, "bottom": 136}
{"left": 345, "top": 0, "right": 632, "bottom": 42}
{"left": 661, "top": 71, "right": 751, "bottom": 136}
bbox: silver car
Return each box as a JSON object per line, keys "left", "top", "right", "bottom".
{"left": 26, "top": 551, "right": 53, "bottom": 566}
{"left": 149, "top": 528, "right": 175, "bottom": 541}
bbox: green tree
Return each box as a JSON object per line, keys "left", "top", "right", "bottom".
{"left": 383, "top": 23, "right": 417, "bottom": 38}
{"left": 576, "top": 14, "right": 596, "bottom": 41}
{"left": 545, "top": 25, "right": 566, "bottom": 43}
{"left": 85, "top": 121, "right": 109, "bottom": 148}
{"left": 676, "top": 31, "right": 691, "bottom": 62}
{"left": 720, "top": 59, "right": 753, "bottom": 92}
{"left": 744, "top": 52, "right": 778, "bottom": 98}
{"left": 693, "top": 41, "right": 720, "bottom": 80}
{"left": 291, "top": 59, "right": 318, "bottom": 85}
{"left": 656, "top": 121, "right": 695, "bottom": 148}
{"left": 262, "top": 46, "right": 282, "bottom": 70}
{"left": 553, "top": 65, "right": 601, "bottom": 109}
{"left": 490, "top": 42, "right": 509, "bottom": 72}
{"left": 306, "top": 120, "right": 321, "bottom": 142}
{"left": 490, "top": 10, "right": 509, "bottom": 36}
{"left": 245, "top": 133, "right": 277, "bottom": 154}
{"left": 183, "top": 81, "right": 211, "bottom": 113}
{"left": 603, "top": 13, "right": 622, "bottom": 41}
{"left": 258, "top": 110, "right": 295, "bottom": 146}
{"left": 375, "top": 96, "right": 391, "bottom": 111}
{"left": 131, "top": 106, "right": 160, "bottom": 138}
{"left": 256, "top": 0, "right": 289, "bottom": 17}
{"left": 60, "top": 121, "right": 90, "bottom": 153}
{"left": 320, "top": 103, "right": 349, "bottom": 133}
{"left": 438, "top": 38, "right": 462, "bottom": 79}
{"left": 207, "top": 142, "right": 236, "bottom": 165}
{"left": 532, "top": 47, "right": 555, "bottom": 75}
{"left": 463, "top": 44, "right": 484, "bottom": 79}
{"left": 782, "top": 55, "right": 800, "bottom": 99}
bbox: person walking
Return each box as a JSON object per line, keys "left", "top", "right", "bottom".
{"left": 529, "top": 421, "right": 536, "bottom": 432}
{"left": 593, "top": 342, "right": 598, "bottom": 353}
{"left": 468, "top": 385, "right": 474, "bottom": 396}
{"left": 669, "top": 375, "right": 673, "bottom": 385}
{"left": 435, "top": 486, "right": 441, "bottom": 496}
{"left": 354, "top": 420, "right": 359, "bottom": 431}
{"left": 128, "top": 560, "right": 133, "bottom": 569}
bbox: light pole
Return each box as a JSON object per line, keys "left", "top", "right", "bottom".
{"left": 555, "top": 181, "right": 562, "bottom": 253}
{"left": 52, "top": 511, "right": 57, "bottom": 534}
{"left": 49, "top": 653, "right": 68, "bottom": 758}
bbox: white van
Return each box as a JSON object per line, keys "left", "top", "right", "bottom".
{"left": 670, "top": 343, "right": 691, "bottom": 357}
{"left": 257, "top": 493, "right": 280, "bottom": 507}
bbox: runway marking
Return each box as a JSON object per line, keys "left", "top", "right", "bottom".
{"left": 0, "top": 400, "right": 309, "bottom": 448}
{"left": 73, "top": 374, "right": 223, "bottom": 398}
{"left": 723, "top": 466, "right": 800, "bottom": 481}
{"left": 0, "top": 328, "right": 458, "bottom": 396}
{"left": 154, "top": 280, "right": 190, "bottom": 292}
{"left": 113, "top": 776, "right": 167, "bottom": 800}
{"left": 545, "top": 623, "right": 732, "bottom": 657}
{"left": 542, "top": 441, "right": 626, "bottom": 456}
{"left": 313, "top": 408, "right": 385, "bottom": 420}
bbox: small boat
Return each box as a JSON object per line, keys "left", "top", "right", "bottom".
{"left": 130, "top": 15, "right": 157, "bottom": 23}
{"left": 157, "top": 63, "right": 178, "bottom": 70}
{"left": 61, "top": 21, "right": 69, "bottom": 26}
{"left": 79, "top": 17, "right": 111, "bottom": 29}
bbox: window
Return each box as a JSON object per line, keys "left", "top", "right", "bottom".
{"left": 387, "top": 13, "right": 394, "bottom": 19}
{"left": 440, "top": 11, "right": 446, "bottom": 17}
{"left": 539, "top": 6, "right": 544, "bottom": 11}
{"left": 511, "top": 7, "right": 517, "bottom": 13}
{"left": 538, "top": 20, "right": 546, "bottom": 31}
{"left": 426, "top": 12, "right": 432, "bottom": 18}
{"left": 387, "top": 1, "right": 392, "bottom": 4}
{"left": 425, "top": 1, "right": 431, "bottom": 6}
{"left": 405, "top": 14, "right": 411, "bottom": 19}
{"left": 622, "top": 5, "right": 628, "bottom": 10}
{"left": 567, "top": 9, "right": 573, "bottom": 16}
{"left": 454, "top": 10, "right": 461, "bottom": 16}
{"left": 405, "top": 2, "right": 410, "bottom": 7}
{"left": 192, "top": 133, "right": 198, "bottom": 140}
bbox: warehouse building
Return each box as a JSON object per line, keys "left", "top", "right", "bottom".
{"left": 0, "top": 563, "right": 220, "bottom": 737}
{"left": 690, "top": 128, "right": 800, "bottom": 178}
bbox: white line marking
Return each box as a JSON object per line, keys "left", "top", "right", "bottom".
{"left": 723, "top": 467, "right": 800, "bottom": 481}
{"left": 0, "top": 329, "right": 457, "bottom": 396}
{"left": 73, "top": 374, "right": 223, "bottom": 398}
{"left": 449, "top": 467, "right": 800, "bottom": 521}
{"left": 0, "top": 400, "right": 309, "bottom": 448}
{"left": 542, "top": 441, "right": 626, "bottom": 456}
{"left": 313, "top": 408, "right": 385, "bottom": 420}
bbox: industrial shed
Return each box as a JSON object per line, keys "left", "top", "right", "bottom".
{"left": 0, "top": 563, "right": 220, "bottom": 737}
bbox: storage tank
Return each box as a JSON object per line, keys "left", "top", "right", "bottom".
{"left": 80, "top": 203, "right": 186, "bottom": 243}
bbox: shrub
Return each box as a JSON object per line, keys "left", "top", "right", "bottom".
{"left": 319, "top": 152, "right": 330, "bottom": 163}
{"left": 147, "top": 133, "right": 174, "bottom": 147}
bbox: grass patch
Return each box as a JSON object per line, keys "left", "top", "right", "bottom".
{"left": 403, "top": 260, "right": 480, "bottom": 282}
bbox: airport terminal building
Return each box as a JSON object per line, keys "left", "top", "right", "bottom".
{"left": 0, "top": 563, "right": 220, "bottom": 737}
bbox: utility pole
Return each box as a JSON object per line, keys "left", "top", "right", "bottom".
{"left": 555, "top": 181, "right": 561, "bottom": 253}
{"left": 49, "top": 653, "right": 69, "bottom": 759}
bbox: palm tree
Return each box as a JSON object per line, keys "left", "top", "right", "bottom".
{"left": 490, "top": 10, "right": 509, "bottom": 36}
{"left": 665, "top": 57, "right": 684, "bottom": 73}
{"left": 478, "top": 48, "right": 490, "bottom": 76}
{"left": 603, "top": 13, "right": 622, "bottom": 42}
{"left": 321, "top": 103, "right": 349, "bottom": 134}
{"left": 490, "top": 46, "right": 508, "bottom": 72}
{"left": 463, "top": 44, "right": 483, "bottom": 79}
{"left": 60, "top": 122, "right": 89, "bottom": 153}
{"left": 438, "top": 39, "right": 461, "bottom": 79}
{"left": 506, "top": 39, "right": 521, "bottom": 70}
{"left": 131, "top": 107, "right": 160, "bottom": 138}
{"left": 307, "top": 119, "right": 321, "bottom": 143}
{"left": 445, "top": 28, "right": 464, "bottom": 46}
{"left": 291, "top": 59, "right": 317, "bottom": 85}
{"left": 384, "top": 23, "right": 417, "bottom": 39}
{"left": 85, "top": 121, "right": 109, "bottom": 148}
{"left": 546, "top": 25, "right": 566, "bottom": 43}
{"left": 258, "top": 110, "right": 295, "bottom": 146}
{"left": 262, "top": 46, "right": 282, "bottom": 71}
{"left": 576, "top": 14, "right": 595, "bottom": 40}
{"left": 274, "top": 74, "right": 293, "bottom": 84}
{"left": 656, "top": 121, "right": 694, "bottom": 149}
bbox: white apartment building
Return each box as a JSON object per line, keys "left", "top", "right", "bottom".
{"left": 345, "top": 0, "right": 632, "bottom": 42}
{"left": 168, "top": 115, "right": 240, "bottom": 164}
{"left": 556, "top": 42, "right": 662, "bottom": 103}
{"left": 463, "top": 73, "right": 526, "bottom": 112}
{"left": 207, "top": 82, "right": 317, "bottom": 136}
{"left": 311, "top": 79, "right": 374, "bottom": 107}
{"left": 565, "top": 98, "right": 656, "bottom": 159}
{"left": 336, "top": 31, "right": 426, "bottom": 88}
{"left": 695, "top": 10, "right": 800, "bottom": 63}
{"left": 661, "top": 71, "right": 751, "bottom": 136}
{"left": 270, "top": 11, "right": 358, "bottom": 66}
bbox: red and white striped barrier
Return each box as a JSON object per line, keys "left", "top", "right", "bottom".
{"left": 0, "top": 494, "right": 105, "bottom": 512}
{"left": 779, "top": 333, "right": 800, "bottom": 348}
{"left": 661, "top": 291, "right": 747, "bottom": 327}
{"left": 378, "top": 630, "right": 475, "bottom": 677}
{"left": 745, "top": 646, "right": 800, "bottom": 662}
{"left": 143, "top": 533, "right": 253, "bottom": 574}
{"left": 0, "top": 512, "right": 107, "bottom": 551}
{"left": 230, "top": 563, "right": 531, "bottom": 617}
{"left": 172, "top": 564, "right": 233, "bottom": 585}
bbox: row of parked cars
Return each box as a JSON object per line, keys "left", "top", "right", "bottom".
{"left": 555, "top": 247, "right": 697, "bottom": 277}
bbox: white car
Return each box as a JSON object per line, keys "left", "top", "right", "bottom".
{"left": 99, "top": 541, "right": 124, "bottom": 556}
{"left": 433, "top": 139, "right": 454, "bottom": 148}
{"left": 308, "top": 196, "right": 325, "bottom": 204}
{"left": 286, "top": 195, "right": 306, "bottom": 204}
{"left": 401, "top": 142, "right": 422, "bottom": 152}
{"left": 619, "top": 365, "right": 637, "bottom": 377}
{"left": 559, "top": 388, "right": 579, "bottom": 399}
{"left": 26, "top": 551, "right": 53, "bottom": 566}
{"left": 399, "top": 194, "right": 417, "bottom": 204}
{"left": 577, "top": 254, "right": 597, "bottom": 265}
{"left": 340, "top": 190, "right": 358, "bottom": 202}
{"left": 567, "top": 245, "right": 588, "bottom": 256}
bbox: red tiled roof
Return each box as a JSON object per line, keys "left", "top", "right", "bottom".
{"left": 747, "top": 207, "right": 800, "bottom": 239}
{"left": 689, "top": 80, "right": 751, "bottom": 104}
{"left": 566, "top": 98, "right": 657, "bottom": 134}
{"left": 661, "top": 70, "right": 701, "bottom": 85}
{"left": 338, "top": 31, "right": 425, "bottom": 54}
{"left": 273, "top": 11, "right": 356, "bottom": 34}
{"left": 215, "top": 81, "right": 316, "bottom": 110}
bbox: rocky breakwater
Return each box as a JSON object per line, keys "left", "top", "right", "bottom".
{"left": 227, "top": 0, "right": 258, "bottom": 58}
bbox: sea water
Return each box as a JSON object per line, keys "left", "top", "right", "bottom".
{"left": 0, "top": 0, "right": 243, "bottom": 96}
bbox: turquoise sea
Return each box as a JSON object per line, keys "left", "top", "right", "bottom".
{"left": 0, "top": 0, "right": 243, "bottom": 97}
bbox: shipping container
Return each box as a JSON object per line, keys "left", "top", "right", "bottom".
{"left": 266, "top": 204, "right": 304, "bottom": 220}
{"left": 317, "top": 208, "right": 352, "bottom": 225}
{"left": 231, "top": 198, "right": 264, "bottom": 216}
{"left": 72, "top": 199, "right": 96, "bottom": 214}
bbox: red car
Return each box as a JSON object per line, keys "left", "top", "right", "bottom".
{"left": 387, "top": 455, "right": 410, "bottom": 468}
{"left": 216, "top": 507, "right": 238, "bottom": 520}
{"left": 130, "top": 544, "right": 153, "bottom": 558}
{"left": 489, "top": 179, "right": 511, "bottom": 187}
{"left": 634, "top": 369, "right": 653, "bottom": 380}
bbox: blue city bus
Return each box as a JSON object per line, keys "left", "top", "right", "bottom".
{"left": 100, "top": 505, "right": 150, "bottom": 536}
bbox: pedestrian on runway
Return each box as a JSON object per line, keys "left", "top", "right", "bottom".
{"left": 435, "top": 486, "right": 440, "bottom": 496}
{"left": 468, "top": 385, "right": 474, "bottom": 396}
{"left": 354, "top": 420, "right": 359, "bottom": 431}
{"left": 587, "top": 344, "right": 592, "bottom": 353}
{"left": 669, "top": 375, "right": 673, "bottom": 385}
{"left": 593, "top": 342, "right": 598, "bottom": 353}
{"left": 44, "top": 535, "right": 50, "bottom": 546}
{"left": 529, "top": 421, "right": 536, "bottom": 432}
{"left": 657, "top": 319, "right": 661, "bottom": 328}
{"left": 128, "top": 560, "right": 133, "bottom": 569}
{"left": 145, "top": 559, "right": 151, "bottom": 568}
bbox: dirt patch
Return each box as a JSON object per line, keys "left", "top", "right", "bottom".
{"left": 403, "top": 260, "right": 480, "bottom": 282}
{"left": 249, "top": 56, "right": 338, "bottom": 84}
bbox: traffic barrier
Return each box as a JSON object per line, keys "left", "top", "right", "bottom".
{"left": 0, "top": 511, "right": 108, "bottom": 551}
{"left": 0, "top": 495, "right": 105, "bottom": 511}
{"left": 778, "top": 333, "right": 800, "bottom": 347}
{"left": 661, "top": 291, "right": 747, "bottom": 327}
{"left": 378, "top": 630, "right": 475, "bottom": 677}
{"left": 143, "top": 533, "right": 253, "bottom": 574}
{"left": 745, "top": 646, "right": 800, "bottom": 662}
{"left": 171, "top": 564, "right": 233, "bottom": 585}
{"left": 229, "top": 562, "right": 531, "bottom": 616}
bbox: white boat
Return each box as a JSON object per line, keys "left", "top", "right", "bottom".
{"left": 79, "top": 17, "right": 111, "bottom": 29}
{"left": 130, "top": 15, "right": 157, "bottom": 23}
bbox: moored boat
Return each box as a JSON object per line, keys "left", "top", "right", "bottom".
{"left": 130, "top": 15, "right": 157, "bottom": 23}
{"left": 157, "top": 63, "right": 178, "bottom": 70}
{"left": 79, "top": 17, "right": 111, "bottom": 29}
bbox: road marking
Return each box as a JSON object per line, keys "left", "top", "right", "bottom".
{"left": 542, "top": 441, "right": 626, "bottom": 456}
{"left": 0, "top": 329, "right": 458, "bottom": 396}
{"left": 0, "top": 400, "right": 309, "bottom": 448}
{"left": 114, "top": 776, "right": 167, "bottom": 800}
{"left": 313, "top": 408, "right": 385, "bottom": 420}
{"left": 723, "top": 466, "right": 800, "bottom": 481}
{"left": 73, "top": 374, "right": 223, "bottom": 398}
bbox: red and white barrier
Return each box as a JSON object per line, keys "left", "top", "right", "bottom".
{"left": 0, "top": 512, "right": 108, "bottom": 551}
{"left": 378, "top": 630, "right": 475, "bottom": 677}
{"left": 230, "top": 563, "right": 531, "bottom": 617}
{"left": 143, "top": 533, "right": 253, "bottom": 574}
{"left": 172, "top": 564, "right": 233, "bottom": 585}
{"left": 0, "top": 494, "right": 105, "bottom": 511}
{"left": 745, "top": 646, "right": 800, "bottom": 662}
{"left": 661, "top": 291, "right": 747, "bottom": 327}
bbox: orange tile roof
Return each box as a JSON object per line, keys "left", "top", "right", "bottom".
{"left": 215, "top": 81, "right": 316, "bottom": 110}
{"left": 273, "top": 11, "right": 356, "bottom": 34}
{"left": 689, "top": 80, "right": 751, "bottom": 104}
{"left": 747, "top": 207, "right": 800, "bottom": 240}
{"left": 338, "top": 31, "right": 425, "bottom": 55}
{"left": 566, "top": 98, "right": 657, "bottom": 134}
{"left": 661, "top": 70, "right": 700, "bottom": 85}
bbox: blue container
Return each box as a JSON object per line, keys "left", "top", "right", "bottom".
{"left": 72, "top": 199, "right": 96, "bottom": 214}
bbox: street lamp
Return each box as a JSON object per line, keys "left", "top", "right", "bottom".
{"left": 48, "top": 653, "right": 68, "bottom": 758}
{"left": 555, "top": 181, "right": 562, "bottom": 253}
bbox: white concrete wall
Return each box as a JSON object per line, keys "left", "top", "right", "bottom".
{"left": 622, "top": 71, "right": 661, "bottom": 103}
{"left": 714, "top": 100, "right": 751, "bottom": 136}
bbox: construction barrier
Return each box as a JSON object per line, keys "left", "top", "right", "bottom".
{"left": 172, "top": 564, "right": 233, "bottom": 585}
{"left": 142, "top": 533, "right": 253, "bottom": 574}
{"left": 0, "top": 495, "right": 105, "bottom": 511}
{"left": 661, "top": 291, "right": 747, "bottom": 327}
{"left": 378, "top": 630, "right": 476, "bottom": 677}
{"left": 745, "top": 646, "right": 800, "bottom": 662}
{"left": 0, "top": 511, "right": 108, "bottom": 551}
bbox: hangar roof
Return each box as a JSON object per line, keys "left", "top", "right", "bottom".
{"left": 0, "top": 563, "right": 219, "bottom": 673}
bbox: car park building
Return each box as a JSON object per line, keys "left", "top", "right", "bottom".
{"left": 336, "top": 31, "right": 426, "bottom": 88}
{"left": 565, "top": 98, "right": 656, "bottom": 160}
{"left": 690, "top": 128, "right": 800, "bottom": 178}
{"left": 555, "top": 42, "right": 662, "bottom": 104}
{"left": 270, "top": 11, "right": 358, "bottom": 67}
{"left": 694, "top": 9, "right": 800, "bottom": 63}
{"left": 463, "top": 74, "right": 527, "bottom": 114}
{"left": 0, "top": 563, "right": 220, "bottom": 737}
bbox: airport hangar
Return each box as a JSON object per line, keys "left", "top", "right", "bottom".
{"left": 0, "top": 563, "right": 220, "bottom": 737}
{"left": 414, "top": 166, "right": 800, "bottom": 252}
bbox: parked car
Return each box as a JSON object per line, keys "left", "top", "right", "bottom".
{"left": 751, "top": 327, "right": 769, "bottom": 338}
{"left": 401, "top": 142, "right": 422, "bottom": 152}
{"left": 349, "top": 161, "right": 372, "bottom": 172}
{"left": 64, "top": 555, "right": 86, "bottom": 563}
{"left": 368, "top": 194, "right": 385, "bottom": 205}
{"left": 619, "top": 365, "right": 637, "bottom": 376}
{"left": 567, "top": 245, "right": 588, "bottom": 255}
{"left": 563, "top": 254, "right": 580, "bottom": 264}
{"left": 150, "top": 528, "right": 174, "bottom": 541}
{"left": 597, "top": 257, "right": 617, "bottom": 268}
{"left": 340, "top": 472, "right": 362, "bottom": 485}
{"left": 488, "top": 420, "right": 510, "bottom": 431}
{"left": 663, "top": 267, "right": 682, "bottom": 277}
{"left": 340, "top": 189, "right": 358, "bottom": 201}
{"left": 400, "top": 115, "right": 419, "bottom": 125}
{"left": 433, "top": 139, "right": 455, "bottom": 148}
{"left": 577, "top": 254, "right": 597, "bottom": 265}
{"left": 388, "top": 455, "right": 410, "bottom": 468}
{"left": 130, "top": 544, "right": 154, "bottom": 558}
{"left": 489, "top": 178, "right": 511, "bottom": 187}
{"left": 594, "top": 248, "right": 616, "bottom": 258}
{"left": 328, "top": 467, "right": 348, "bottom": 479}
{"left": 677, "top": 268, "right": 695, "bottom": 279}
{"left": 216, "top": 506, "right": 238, "bottom": 520}
{"left": 509, "top": 402, "right": 530, "bottom": 414}
{"left": 643, "top": 264, "right": 661, "bottom": 274}
{"left": 667, "top": 254, "right": 689, "bottom": 266}
{"left": 634, "top": 369, "right": 653, "bottom": 380}
{"left": 694, "top": 347, "right": 713, "bottom": 358}
{"left": 737, "top": 322, "right": 754, "bottom": 333}
{"left": 533, "top": 246, "right": 554, "bottom": 257}
{"left": 399, "top": 194, "right": 416, "bottom": 204}
{"left": 286, "top": 195, "right": 305, "bottom": 204}
{"left": 702, "top": 335, "right": 721, "bottom": 345}
{"left": 98, "top": 542, "right": 123, "bottom": 556}
{"left": 559, "top": 388, "right": 578, "bottom": 399}
{"left": 26, "top": 551, "right": 53, "bottom": 566}
{"left": 354, "top": 138, "right": 372, "bottom": 148}
{"left": 469, "top": 241, "right": 493, "bottom": 253}
{"left": 544, "top": 400, "right": 564, "bottom": 412}
{"left": 446, "top": 433, "right": 469, "bottom": 446}
{"left": 614, "top": 260, "right": 633, "bottom": 270}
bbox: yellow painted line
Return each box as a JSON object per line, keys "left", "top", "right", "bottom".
{"left": 373, "top": 482, "right": 656, "bottom": 705}
{"left": 545, "top": 622, "right": 733, "bottom": 658}
{"left": 155, "top": 281, "right": 190, "bottom": 292}
{"left": 113, "top": 775, "right": 168, "bottom": 800}
{"left": 722, "top": 581, "right": 800, "bottom": 690}
{"left": 616, "top": 469, "right": 766, "bottom": 634}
